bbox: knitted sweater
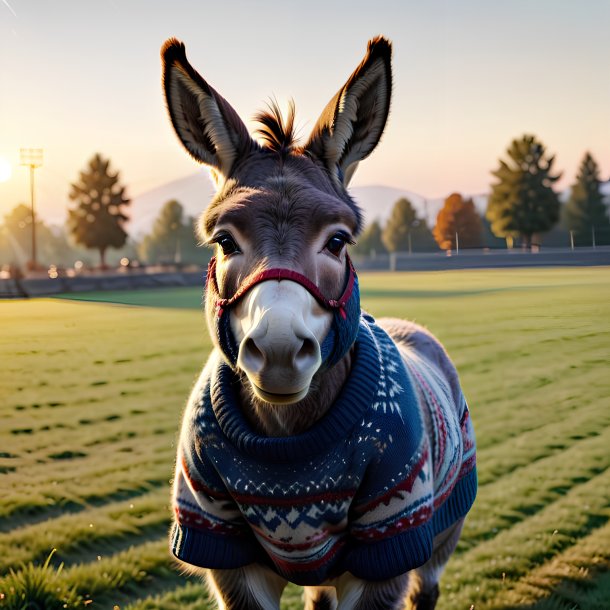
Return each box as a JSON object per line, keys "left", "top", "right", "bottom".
{"left": 171, "top": 315, "right": 477, "bottom": 586}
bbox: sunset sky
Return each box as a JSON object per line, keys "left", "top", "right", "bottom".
{"left": 1, "top": 0, "right": 609, "bottom": 225}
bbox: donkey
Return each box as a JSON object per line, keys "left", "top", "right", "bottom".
{"left": 162, "top": 36, "right": 477, "bottom": 610}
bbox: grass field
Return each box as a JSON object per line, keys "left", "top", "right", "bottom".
{"left": 1, "top": 267, "right": 609, "bottom": 609}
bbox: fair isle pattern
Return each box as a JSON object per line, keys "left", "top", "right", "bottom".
{"left": 402, "top": 352, "right": 464, "bottom": 501}
{"left": 171, "top": 315, "right": 477, "bottom": 585}
{"left": 370, "top": 326, "right": 406, "bottom": 417}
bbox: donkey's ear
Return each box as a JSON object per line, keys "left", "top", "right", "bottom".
{"left": 305, "top": 36, "right": 392, "bottom": 186}
{"left": 162, "top": 38, "right": 254, "bottom": 183}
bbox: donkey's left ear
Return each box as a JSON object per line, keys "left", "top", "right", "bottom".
{"left": 305, "top": 36, "right": 392, "bottom": 186}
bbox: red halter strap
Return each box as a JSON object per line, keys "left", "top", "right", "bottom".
{"left": 206, "top": 256, "right": 356, "bottom": 320}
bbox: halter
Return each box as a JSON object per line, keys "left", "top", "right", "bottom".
{"left": 205, "top": 255, "right": 361, "bottom": 370}
{"left": 206, "top": 256, "right": 357, "bottom": 320}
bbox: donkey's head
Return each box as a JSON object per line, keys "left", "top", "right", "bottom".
{"left": 162, "top": 37, "right": 391, "bottom": 407}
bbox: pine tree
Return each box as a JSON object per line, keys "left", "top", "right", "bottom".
{"left": 353, "top": 220, "right": 386, "bottom": 257}
{"left": 563, "top": 152, "right": 610, "bottom": 246}
{"left": 382, "top": 198, "right": 436, "bottom": 253}
{"left": 67, "top": 153, "right": 130, "bottom": 268}
{"left": 433, "top": 193, "right": 482, "bottom": 251}
{"left": 487, "top": 134, "right": 561, "bottom": 249}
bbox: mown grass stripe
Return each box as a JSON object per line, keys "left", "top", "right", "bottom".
{"left": 0, "top": 467, "right": 171, "bottom": 526}
{"left": 57, "top": 538, "right": 178, "bottom": 606}
{"left": 497, "top": 519, "right": 610, "bottom": 609}
{"left": 460, "top": 426, "right": 610, "bottom": 549}
{"left": 0, "top": 487, "right": 171, "bottom": 573}
{"left": 476, "top": 403, "right": 609, "bottom": 486}
{"left": 470, "top": 362, "right": 609, "bottom": 451}
{"left": 441, "top": 467, "right": 610, "bottom": 608}
{"left": 124, "top": 582, "right": 211, "bottom": 610}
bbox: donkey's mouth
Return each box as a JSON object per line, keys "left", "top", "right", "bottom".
{"left": 252, "top": 384, "right": 309, "bottom": 405}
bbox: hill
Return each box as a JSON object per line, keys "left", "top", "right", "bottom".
{"left": 128, "top": 174, "right": 610, "bottom": 236}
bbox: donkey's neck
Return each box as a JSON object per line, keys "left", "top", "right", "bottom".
{"left": 238, "top": 349, "right": 354, "bottom": 437}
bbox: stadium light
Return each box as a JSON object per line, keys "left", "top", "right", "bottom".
{"left": 20, "top": 148, "right": 43, "bottom": 270}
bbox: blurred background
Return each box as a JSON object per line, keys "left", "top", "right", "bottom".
{"left": 1, "top": 0, "right": 609, "bottom": 284}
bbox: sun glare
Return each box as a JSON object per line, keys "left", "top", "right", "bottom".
{"left": 0, "top": 157, "right": 12, "bottom": 182}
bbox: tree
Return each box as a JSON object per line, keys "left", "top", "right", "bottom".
{"left": 382, "top": 198, "right": 436, "bottom": 253}
{"left": 433, "top": 193, "right": 482, "bottom": 251}
{"left": 487, "top": 134, "right": 561, "bottom": 249}
{"left": 563, "top": 152, "right": 610, "bottom": 246}
{"left": 1, "top": 204, "right": 72, "bottom": 268}
{"left": 353, "top": 220, "right": 386, "bottom": 257}
{"left": 480, "top": 215, "right": 505, "bottom": 249}
{"left": 138, "top": 200, "right": 205, "bottom": 265}
{"left": 67, "top": 153, "right": 130, "bottom": 268}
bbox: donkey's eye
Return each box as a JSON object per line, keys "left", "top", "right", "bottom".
{"left": 324, "top": 232, "right": 352, "bottom": 257}
{"left": 215, "top": 234, "right": 240, "bottom": 256}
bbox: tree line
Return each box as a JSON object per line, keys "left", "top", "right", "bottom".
{"left": 356, "top": 136, "right": 609, "bottom": 256}
{"left": 0, "top": 153, "right": 205, "bottom": 271}
{"left": 1, "top": 135, "right": 609, "bottom": 271}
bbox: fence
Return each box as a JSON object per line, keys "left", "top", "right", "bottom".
{"left": 0, "top": 269, "right": 204, "bottom": 298}
{"left": 2, "top": 246, "right": 610, "bottom": 298}
{"left": 352, "top": 246, "right": 610, "bottom": 272}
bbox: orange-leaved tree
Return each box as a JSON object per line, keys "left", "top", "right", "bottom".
{"left": 433, "top": 193, "right": 482, "bottom": 251}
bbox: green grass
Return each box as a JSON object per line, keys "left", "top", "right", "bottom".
{"left": 1, "top": 267, "right": 609, "bottom": 609}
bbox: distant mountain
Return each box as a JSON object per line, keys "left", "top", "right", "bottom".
{"left": 128, "top": 174, "right": 610, "bottom": 236}
{"left": 129, "top": 172, "right": 214, "bottom": 236}
{"left": 349, "top": 185, "right": 488, "bottom": 227}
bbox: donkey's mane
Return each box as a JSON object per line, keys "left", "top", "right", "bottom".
{"left": 254, "top": 99, "right": 299, "bottom": 155}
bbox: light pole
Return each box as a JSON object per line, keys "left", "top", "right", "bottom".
{"left": 20, "top": 148, "right": 43, "bottom": 271}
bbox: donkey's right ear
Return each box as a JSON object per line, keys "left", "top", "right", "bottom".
{"left": 162, "top": 39, "right": 254, "bottom": 183}
{"left": 305, "top": 36, "right": 392, "bottom": 187}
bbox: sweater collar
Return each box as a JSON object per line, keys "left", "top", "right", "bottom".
{"left": 210, "top": 317, "right": 381, "bottom": 462}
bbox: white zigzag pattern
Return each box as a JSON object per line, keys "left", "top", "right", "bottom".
{"left": 370, "top": 330, "right": 404, "bottom": 419}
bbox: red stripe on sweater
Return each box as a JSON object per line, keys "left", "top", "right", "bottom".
{"left": 180, "top": 455, "right": 231, "bottom": 500}
{"left": 352, "top": 446, "right": 429, "bottom": 515}
{"left": 351, "top": 505, "right": 433, "bottom": 541}
{"left": 175, "top": 506, "right": 242, "bottom": 535}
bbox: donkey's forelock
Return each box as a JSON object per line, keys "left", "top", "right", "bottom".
{"left": 254, "top": 99, "right": 299, "bottom": 156}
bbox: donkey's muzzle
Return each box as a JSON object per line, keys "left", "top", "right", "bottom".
{"left": 232, "top": 280, "right": 330, "bottom": 404}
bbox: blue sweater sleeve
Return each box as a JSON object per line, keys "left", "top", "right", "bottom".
{"left": 171, "top": 379, "right": 259, "bottom": 569}
{"left": 171, "top": 448, "right": 260, "bottom": 569}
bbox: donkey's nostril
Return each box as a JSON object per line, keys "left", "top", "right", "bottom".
{"left": 294, "top": 337, "right": 318, "bottom": 370}
{"left": 242, "top": 337, "right": 265, "bottom": 373}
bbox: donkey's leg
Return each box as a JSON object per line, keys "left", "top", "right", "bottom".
{"left": 303, "top": 586, "right": 338, "bottom": 610}
{"left": 335, "top": 572, "right": 409, "bottom": 610}
{"left": 206, "top": 564, "right": 287, "bottom": 610}
{"left": 406, "top": 518, "right": 465, "bottom": 610}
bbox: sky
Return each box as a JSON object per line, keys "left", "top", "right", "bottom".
{"left": 1, "top": 0, "right": 609, "bottom": 225}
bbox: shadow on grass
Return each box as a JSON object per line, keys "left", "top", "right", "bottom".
{"left": 499, "top": 567, "right": 610, "bottom": 610}
{"left": 53, "top": 287, "right": 203, "bottom": 309}
{"left": 0, "top": 481, "right": 167, "bottom": 533}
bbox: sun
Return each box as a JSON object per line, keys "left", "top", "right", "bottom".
{"left": 0, "top": 157, "right": 12, "bottom": 182}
